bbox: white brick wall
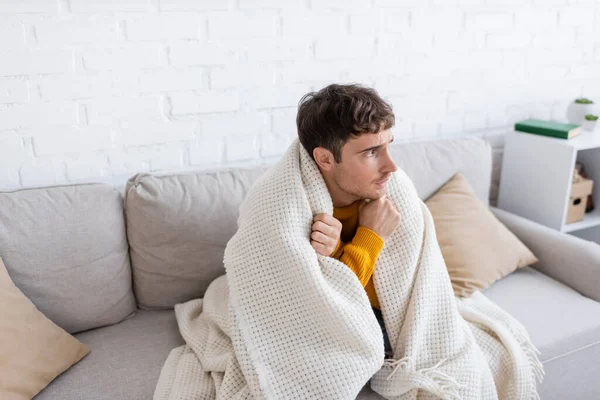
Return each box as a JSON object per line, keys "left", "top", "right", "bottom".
{"left": 0, "top": 0, "right": 599, "bottom": 203}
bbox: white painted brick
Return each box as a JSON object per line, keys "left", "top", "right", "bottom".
{"left": 465, "top": 12, "right": 513, "bottom": 31}
{"left": 159, "top": 0, "right": 229, "bottom": 11}
{"left": 311, "top": 0, "right": 372, "bottom": 10}
{"left": 0, "top": 1, "right": 57, "bottom": 13}
{"left": 532, "top": 29, "right": 577, "bottom": 48}
{"left": 119, "top": 121, "right": 196, "bottom": 146}
{"left": 379, "top": 34, "right": 434, "bottom": 56}
{"left": 526, "top": 48, "right": 585, "bottom": 65}
{"left": 260, "top": 134, "right": 292, "bottom": 157}
{"left": 113, "top": 143, "right": 185, "bottom": 172}
{"left": 126, "top": 14, "right": 204, "bottom": 41}
{"left": 210, "top": 63, "right": 275, "bottom": 89}
{"left": 279, "top": 61, "right": 344, "bottom": 84}
{"left": 86, "top": 96, "right": 164, "bottom": 125}
{"left": 239, "top": 0, "right": 306, "bottom": 8}
{"left": 439, "top": 116, "right": 464, "bottom": 135}
{"left": 35, "top": 74, "right": 117, "bottom": 100}
{"left": 411, "top": 9, "right": 464, "bottom": 33}
{"left": 383, "top": 11, "right": 411, "bottom": 33}
{"left": 514, "top": 8, "right": 558, "bottom": 32}
{"left": 69, "top": 0, "right": 150, "bottom": 12}
{"left": 170, "top": 91, "right": 240, "bottom": 114}
{"left": 0, "top": 50, "right": 73, "bottom": 76}
{"left": 405, "top": 53, "right": 461, "bottom": 77}
{"left": 559, "top": 7, "right": 596, "bottom": 26}
{"left": 375, "top": 0, "right": 422, "bottom": 6}
{"left": 0, "top": 133, "right": 28, "bottom": 167}
{"left": 245, "top": 84, "right": 309, "bottom": 109}
{"left": 169, "top": 42, "right": 238, "bottom": 66}
{"left": 0, "top": 78, "right": 29, "bottom": 103}
{"left": 350, "top": 12, "right": 385, "bottom": 35}
{"left": 487, "top": 32, "right": 531, "bottom": 49}
{"left": 32, "top": 125, "right": 113, "bottom": 156}
{"left": 464, "top": 113, "right": 487, "bottom": 131}
{"left": 189, "top": 136, "right": 223, "bottom": 165}
{"left": 107, "top": 149, "right": 150, "bottom": 175}
{"left": 225, "top": 134, "right": 259, "bottom": 161}
{"left": 0, "top": 103, "right": 77, "bottom": 130}
{"left": 0, "top": 24, "right": 26, "bottom": 49}
{"left": 35, "top": 18, "right": 122, "bottom": 45}
{"left": 282, "top": 13, "right": 346, "bottom": 36}
{"left": 208, "top": 12, "right": 277, "bottom": 40}
{"left": 433, "top": 31, "right": 485, "bottom": 50}
{"left": 65, "top": 153, "right": 108, "bottom": 181}
{"left": 0, "top": 167, "right": 20, "bottom": 189}
{"left": 413, "top": 118, "right": 439, "bottom": 138}
{"left": 567, "top": 64, "right": 600, "bottom": 80}
{"left": 136, "top": 68, "right": 204, "bottom": 93}
{"left": 315, "top": 36, "right": 375, "bottom": 60}
{"left": 272, "top": 108, "right": 297, "bottom": 138}
{"left": 81, "top": 44, "right": 166, "bottom": 71}
{"left": 20, "top": 159, "right": 63, "bottom": 187}
{"left": 200, "top": 112, "right": 269, "bottom": 136}
{"left": 234, "top": 38, "right": 312, "bottom": 62}
{"left": 389, "top": 94, "right": 447, "bottom": 118}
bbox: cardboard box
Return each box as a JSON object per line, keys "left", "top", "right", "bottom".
{"left": 566, "top": 178, "right": 594, "bottom": 224}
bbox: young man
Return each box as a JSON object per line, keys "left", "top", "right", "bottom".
{"left": 296, "top": 83, "right": 402, "bottom": 356}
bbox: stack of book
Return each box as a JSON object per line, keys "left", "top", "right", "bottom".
{"left": 514, "top": 119, "right": 581, "bottom": 139}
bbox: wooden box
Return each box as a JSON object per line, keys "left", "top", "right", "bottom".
{"left": 566, "top": 178, "right": 594, "bottom": 224}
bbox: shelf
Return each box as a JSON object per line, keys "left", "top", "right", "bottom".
{"left": 563, "top": 208, "right": 600, "bottom": 233}
{"left": 514, "top": 130, "right": 600, "bottom": 150}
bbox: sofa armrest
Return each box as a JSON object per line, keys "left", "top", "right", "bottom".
{"left": 490, "top": 206, "right": 600, "bottom": 302}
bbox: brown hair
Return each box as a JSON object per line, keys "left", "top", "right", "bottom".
{"left": 296, "top": 83, "right": 395, "bottom": 163}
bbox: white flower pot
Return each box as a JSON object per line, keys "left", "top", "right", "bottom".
{"left": 582, "top": 119, "right": 597, "bottom": 132}
{"left": 567, "top": 101, "right": 596, "bottom": 125}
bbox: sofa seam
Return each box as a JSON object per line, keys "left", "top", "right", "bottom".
{"left": 542, "top": 338, "right": 600, "bottom": 364}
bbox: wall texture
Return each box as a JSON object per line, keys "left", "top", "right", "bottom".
{"left": 1, "top": 0, "right": 599, "bottom": 204}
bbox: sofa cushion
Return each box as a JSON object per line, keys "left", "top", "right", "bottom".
{"left": 124, "top": 169, "right": 267, "bottom": 309}
{"left": 484, "top": 266, "right": 600, "bottom": 362}
{"left": 425, "top": 172, "right": 538, "bottom": 297}
{"left": 389, "top": 136, "right": 492, "bottom": 206}
{"left": 0, "top": 183, "right": 136, "bottom": 334}
{"left": 35, "top": 310, "right": 184, "bottom": 400}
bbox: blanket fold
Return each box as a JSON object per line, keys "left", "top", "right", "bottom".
{"left": 154, "top": 139, "right": 543, "bottom": 400}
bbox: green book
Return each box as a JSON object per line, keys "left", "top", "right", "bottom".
{"left": 514, "top": 119, "right": 581, "bottom": 139}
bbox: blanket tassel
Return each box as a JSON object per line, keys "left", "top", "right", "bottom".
{"left": 383, "top": 357, "right": 467, "bottom": 400}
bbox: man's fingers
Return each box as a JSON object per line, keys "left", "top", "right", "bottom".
{"left": 312, "top": 220, "right": 335, "bottom": 236}
{"left": 311, "top": 240, "right": 328, "bottom": 256}
{"left": 310, "top": 230, "right": 330, "bottom": 245}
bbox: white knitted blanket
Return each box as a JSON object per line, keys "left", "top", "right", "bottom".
{"left": 154, "top": 139, "right": 543, "bottom": 400}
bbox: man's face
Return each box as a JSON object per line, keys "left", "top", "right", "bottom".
{"left": 331, "top": 128, "right": 397, "bottom": 202}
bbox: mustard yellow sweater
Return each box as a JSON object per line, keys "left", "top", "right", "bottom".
{"left": 331, "top": 201, "right": 384, "bottom": 309}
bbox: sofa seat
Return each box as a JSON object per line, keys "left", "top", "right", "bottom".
{"left": 35, "top": 310, "right": 184, "bottom": 400}
{"left": 359, "top": 266, "right": 600, "bottom": 399}
{"left": 35, "top": 266, "right": 600, "bottom": 400}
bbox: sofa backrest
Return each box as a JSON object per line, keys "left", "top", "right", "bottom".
{"left": 0, "top": 183, "right": 137, "bottom": 334}
{"left": 124, "top": 136, "right": 492, "bottom": 309}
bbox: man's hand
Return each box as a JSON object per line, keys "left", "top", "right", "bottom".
{"left": 311, "top": 214, "right": 342, "bottom": 256}
{"left": 358, "top": 196, "right": 401, "bottom": 240}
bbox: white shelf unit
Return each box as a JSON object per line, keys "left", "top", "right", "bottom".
{"left": 498, "top": 131, "right": 600, "bottom": 244}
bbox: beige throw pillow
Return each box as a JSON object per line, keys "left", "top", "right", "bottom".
{"left": 425, "top": 173, "right": 538, "bottom": 297}
{"left": 0, "top": 257, "right": 90, "bottom": 399}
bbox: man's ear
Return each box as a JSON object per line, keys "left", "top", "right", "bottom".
{"left": 313, "top": 147, "right": 335, "bottom": 171}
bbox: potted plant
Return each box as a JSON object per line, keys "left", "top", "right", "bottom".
{"left": 567, "top": 98, "right": 596, "bottom": 124}
{"left": 582, "top": 114, "right": 598, "bottom": 132}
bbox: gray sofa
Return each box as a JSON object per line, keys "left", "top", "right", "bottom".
{"left": 1, "top": 136, "right": 599, "bottom": 400}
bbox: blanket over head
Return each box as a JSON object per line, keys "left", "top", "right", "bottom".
{"left": 154, "top": 139, "right": 544, "bottom": 400}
